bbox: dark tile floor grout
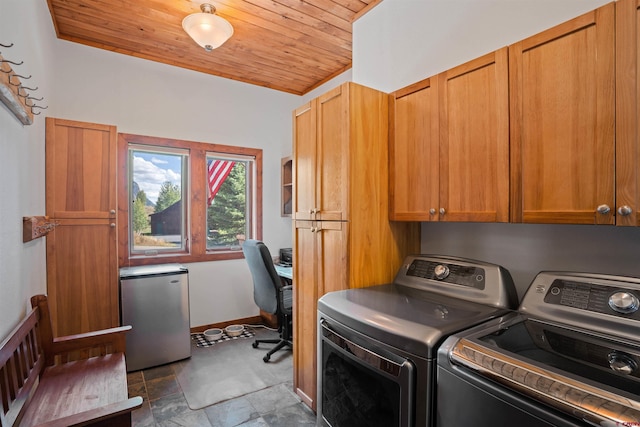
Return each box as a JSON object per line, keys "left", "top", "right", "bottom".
{"left": 126, "top": 329, "right": 316, "bottom": 427}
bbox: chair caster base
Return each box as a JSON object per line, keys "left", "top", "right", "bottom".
{"left": 252, "top": 342, "right": 259, "bottom": 348}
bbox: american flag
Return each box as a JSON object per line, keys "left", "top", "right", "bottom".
{"left": 207, "top": 159, "right": 235, "bottom": 206}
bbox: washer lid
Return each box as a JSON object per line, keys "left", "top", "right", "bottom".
{"left": 318, "top": 283, "right": 510, "bottom": 357}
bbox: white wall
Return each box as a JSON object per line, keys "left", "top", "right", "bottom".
{"left": 0, "top": 0, "right": 302, "bottom": 335}
{"left": 0, "top": 1, "right": 54, "bottom": 338}
{"left": 50, "top": 41, "right": 302, "bottom": 328}
{"left": 353, "top": 0, "right": 640, "bottom": 299}
{"left": 354, "top": 0, "right": 611, "bottom": 93}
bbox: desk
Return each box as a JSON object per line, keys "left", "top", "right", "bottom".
{"left": 274, "top": 264, "right": 293, "bottom": 280}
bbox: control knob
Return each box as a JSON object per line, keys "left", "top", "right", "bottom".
{"left": 608, "top": 291, "right": 640, "bottom": 314}
{"left": 434, "top": 264, "right": 450, "bottom": 280}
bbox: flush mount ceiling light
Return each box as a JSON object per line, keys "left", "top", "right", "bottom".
{"left": 182, "top": 3, "right": 234, "bottom": 52}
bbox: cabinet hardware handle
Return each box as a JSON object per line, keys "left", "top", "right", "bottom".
{"left": 110, "top": 223, "right": 116, "bottom": 228}
{"left": 429, "top": 208, "right": 436, "bottom": 215}
{"left": 596, "top": 204, "right": 611, "bottom": 214}
{"left": 110, "top": 209, "right": 116, "bottom": 215}
{"left": 617, "top": 205, "right": 633, "bottom": 216}
{"left": 439, "top": 208, "right": 446, "bottom": 215}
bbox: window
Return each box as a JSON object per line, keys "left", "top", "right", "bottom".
{"left": 129, "top": 146, "right": 188, "bottom": 255}
{"left": 206, "top": 156, "right": 253, "bottom": 251}
{"left": 118, "top": 133, "right": 262, "bottom": 266}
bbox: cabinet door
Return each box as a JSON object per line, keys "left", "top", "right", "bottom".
{"left": 390, "top": 78, "right": 440, "bottom": 221}
{"left": 316, "top": 221, "right": 348, "bottom": 296}
{"left": 45, "top": 118, "right": 118, "bottom": 336}
{"left": 616, "top": 0, "right": 640, "bottom": 226}
{"left": 293, "top": 102, "right": 316, "bottom": 221}
{"left": 293, "top": 220, "right": 318, "bottom": 409}
{"left": 510, "top": 4, "right": 615, "bottom": 224}
{"left": 316, "top": 86, "right": 348, "bottom": 221}
{"left": 292, "top": 220, "right": 347, "bottom": 411}
{"left": 46, "top": 219, "right": 118, "bottom": 336}
{"left": 439, "top": 48, "right": 510, "bottom": 222}
{"left": 46, "top": 118, "right": 117, "bottom": 220}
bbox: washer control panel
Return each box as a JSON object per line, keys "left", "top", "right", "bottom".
{"left": 406, "top": 259, "right": 486, "bottom": 290}
{"left": 543, "top": 279, "right": 640, "bottom": 319}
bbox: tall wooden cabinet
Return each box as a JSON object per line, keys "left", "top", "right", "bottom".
{"left": 510, "top": 3, "right": 617, "bottom": 224}
{"left": 617, "top": 0, "right": 640, "bottom": 226}
{"left": 45, "top": 118, "right": 119, "bottom": 337}
{"left": 390, "top": 48, "right": 510, "bottom": 222}
{"left": 292, "top": 82, "right": 419, "bottom": 410}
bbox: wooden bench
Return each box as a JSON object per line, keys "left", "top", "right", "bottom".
{"left": 0, "top": 295, "right": 142, "bottom": 427}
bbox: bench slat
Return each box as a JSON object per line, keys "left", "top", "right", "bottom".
{"left": 26, "top": 396, "right": 142, "bottom": 427}
{"left": 19, "top": 353, "right": 129, "bottom": 427}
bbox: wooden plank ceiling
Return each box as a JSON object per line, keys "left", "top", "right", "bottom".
{"left": 46, "top": 0, "right": 381, "bottom": 95}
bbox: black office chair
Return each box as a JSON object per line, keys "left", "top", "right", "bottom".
{"left": 242, "top": 239, "right": 293, "bottom": 362}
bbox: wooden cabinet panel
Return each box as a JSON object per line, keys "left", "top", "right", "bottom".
{"left": 616, "top": 0, "right": 640, "bottom": 226}
{"left": 46, "top": 219, "right": 118, "bottom": 337}
{"left": 293, "top": 102, "right": 316, "bottom": 221}
{"left": 292, "top": 220, "right": 347, "bottom": 409}
{"left": 317, "top": 221, "right": 347, "bottom": 296}
{"left": 390, "top": 49, "right": 509, "bottom": 223}
{"left": 510, "top": 4, "right": 615, "bottom": 224}
{"left": 439, "top": 48, "right": 510, "bottom": 222}
{"left": 46, "top": 119, "right": 117, "bottom": 220}
{"left": 45, "top": 118, "right": 118, "bottom": 336}
{"left": 293, "top": 86, "right": 348, "bottom": 222}
{"left": 316, "top": 86, "right": 348, "bottom": 221}
{"left": 390, "top": 78, "right": 439, "bottom": 221}
{"left": 292, "top": 220, "right": 318, "bottom": 409}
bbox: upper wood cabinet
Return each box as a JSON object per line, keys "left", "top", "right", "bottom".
{"left": 510, "top": 3, "right": 616, "bottom": 224}
{"left": 389, "top": 77, "right": 439, "bottom": 221}
{"left": 293, "top": 85, "right": 348, "bottom": 222}
{"left": 440, "top": 48, "right": 510, "bottom": 222}
{"left": 390, "top": 48, "right": 510, "bottom": 222}
{"left": 616, "top": 0, "right": 640, "bottom": 226}
{"left": 45, "top": 118, "right": 119, "bottom": 336}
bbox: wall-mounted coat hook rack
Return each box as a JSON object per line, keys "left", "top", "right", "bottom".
{"left": 0, "top": 46, "right": 37, "bottom": 125}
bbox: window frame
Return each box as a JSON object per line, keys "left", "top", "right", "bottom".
{"left": 118, "top": 133, "right": 263, "bottom": 267}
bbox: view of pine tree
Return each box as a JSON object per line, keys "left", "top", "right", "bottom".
{"left": 155, "top": 181, "right": 181, "bottom": 213}
{"left": 132, "top": 190, "right": 149, "bottom": 234}
{"left": 207, "top": 162, "right": 246, "bottom": 246}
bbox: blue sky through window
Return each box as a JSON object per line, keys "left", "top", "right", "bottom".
{"left": 132, "top": 151, "right": 183, "bottom": 204}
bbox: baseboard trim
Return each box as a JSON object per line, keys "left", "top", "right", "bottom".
{"left": 190, "top": 315, "right": 263, "bottom": 333}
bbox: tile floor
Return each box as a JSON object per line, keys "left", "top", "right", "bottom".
{"left": 126, "top": 328, "right": 316, "bottom": 427}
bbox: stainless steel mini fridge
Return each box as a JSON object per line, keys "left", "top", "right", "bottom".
{"left": 119, "top": 264, "right": 191, "bottom": 372}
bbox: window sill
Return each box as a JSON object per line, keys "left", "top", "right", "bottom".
{"left": 121, "top": 251, "right": 245, "bottom": 267}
